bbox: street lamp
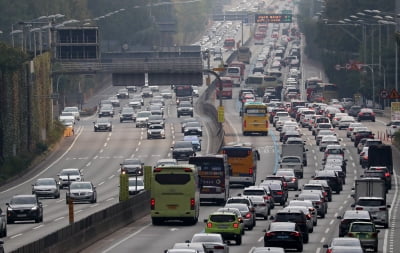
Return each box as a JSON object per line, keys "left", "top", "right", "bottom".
{"left": 361, "top": 64, "right": 375, "bottom": 108}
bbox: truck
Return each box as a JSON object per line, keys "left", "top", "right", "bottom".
{"left": 279, "top": 155, "right": 304, "bottom": 178}
{"left": 281, "top": 144, "right": 307, "bottom": 166}
{"left": 352, "top": 178, "right": 386, "bottom": 202}
{"left": 367, "top": 144, "right": 393, "bottom": 174}
{"left": 174, "top": 85, "right": 193, "bottom": 105}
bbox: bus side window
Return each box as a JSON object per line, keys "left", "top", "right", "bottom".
{"left": 256, "top": 150, "right": 260, "bottom": 160}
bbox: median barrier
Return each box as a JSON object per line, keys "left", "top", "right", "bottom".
{"left": 11, "top": 191, "right": 150, "bottom": 253}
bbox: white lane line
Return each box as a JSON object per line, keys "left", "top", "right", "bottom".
{"left": 258, "top": 236, "right": 263, "bottom": 242}
{"left": 329, "top": 220, "right": 334, "bottom": 225}
{"left": 43, "top": 204, "right": 48, "bottom": 208}
{"left": 325, "top": 228, "right": 329, "bottom": 233}
{"left": 54, "top": 217, "right": 64, "bottom": 222}
{"left": 75, "top": 210, "right": 83, "bottom": 214}
{"left": 86, "top": 162, "right": 91, "bottom": 167}
{"left": 11, "top": 233, "right": 23, "bottom": 239}
{"left": 109, "top": 175, "right": 115, "bottom": 179}
{"left": 104, "top": 143, "right": 108, "bottom": 147}
{"left": 334, "top": 212, "right": 338, "bottom": 217}
{"left": 320, "top": 237, "right": 325, "bottom": 243}
{"left": 102, "top": 224, "right": 152, "bottom": 253}
{"left": 316, "top": 248, "right": 321, "bottom": 253}
{"left": 99, "top": 149, "right": 104, "bottom": 153}
{"left": 106, "top": 197, "right": 114, "bottom": 202}
{"left": 98, "top": 181, "right": 105, "bottom": 186}
{"left": 91, "top": 204, "right": 99, "bottom": 208}
{"left": 0, "top": 126, "right": 85, "bottom": 194}
{"left": 56, "top": 199, "right": 65, "bottom": 203}
{"left": 32, "top": 224, "right": 44, "bottom": 230}
{"left": 384, "top": 169, "right": 398, "bottom": 251}
{"left": 94, "top": 155, "right": 98, "bottom": 159}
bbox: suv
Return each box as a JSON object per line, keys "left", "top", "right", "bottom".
{"left": 177, "top": 101, "right": 194, "bottom": 117}
{"left": 6, "top": 195, "right": 43, "bottom": 224}
{"left": 243, "top": 186, "right": 274, "bottom": 210}
{"left": 313, "top": 170, "right": 343, "bottom": 194}
{"left": 119, "top": 107, "right": 135, "bottom": 123}
{"left": 352, "top": 197, "right": 390, "bottom": 228}
{"left": 204, "top": 211, "right": 243, "bottom": 245}
{"left": 367, "top": 166, "right": 392, "bottom": 190}
{"left": 171, "top": 141, "right": 196, "bottom": 161}
{"left": 337, "top": 210, "right": 374, "bottom": 237}
{"left": 58, "top": 168, "right": 83, "bottom": 188}
{"left": 348, "top": 105, "right": 362, "bottom": 117}
{"left": 270, "top": 209, "right": 309, "bottom": 243}
{"left": 357, "top": 108, "right": 375, "bottom": 122}
{"left": 260, "top": 181, "right": 288, "bottom": 206}
{"left": 386, "top": 120, "right": 400, "bottom": 137}
{"left": 346, "top": 221, "right": 380, "bottom": 252}
{"left": 120, "top": 159, "right": 144, "bottom": 176}
{"left": 307, "top": 180, "right": 333, "bottom": 202}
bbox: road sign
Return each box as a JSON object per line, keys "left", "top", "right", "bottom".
{"left": 255, "top": 14, "right": 293, "bottom": 23}
{"left": 345, "top": 64, "right": 351, "bottom": 70}
{"left": 213, "top": 67, "right": 225, "bottom": 72}
{"left": 388, "top": 88, "right": 400, "bottom": 99}
{"left": 380, "top": 89, "right": 388, "bottom": 99}
{"left": 218, "top": 106, "right": 224, "bottom": 123}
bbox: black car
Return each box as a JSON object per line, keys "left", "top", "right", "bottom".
{"left": 270, "top": 209, "right": 309, "bottom": 243}
{"left": 348, "top": 105, "right": 362, "bottom": 117}
{"left": 354, "top": 130, "right": 374, "bottom": 147}
{"left": 264, "top": 222, "right": 304, "bottom": 251}
{"left": 98, "top": 105, "right": 114, "bottom": 118}
{"left": 6, "top": 195, "right": 43, "bottom": 224}
{"left": 93, "top": 118, "right": 112, "bottom": 132}
{"left": 313, "top": 170, "right": 343, "bottom": 194}
{"left": 171, "top": 141, "right": 196, "bottom": 161}
{"left": 337, "top": 210, "right": 374, "bottom": 237}
{"left": 120, "top": 159, "right": 144, "bottom": 175}
{"left": 260, "top": 182, "right": 287, "bottom": 206}
{"left": 119, "top": 107, "right": 135, "bottom": 123}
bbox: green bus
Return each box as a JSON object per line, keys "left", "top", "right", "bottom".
{"left": 150, "top": 164, "right": 200, "bottom": 225}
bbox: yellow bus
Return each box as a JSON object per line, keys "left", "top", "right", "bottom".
{"left": 241, "top": 102, "right": 269, "bottom": 136}
{"left": 150, "top": 164, "right": 200, "bottom": 225}
{"left": 221, "top": 143, "right": 260, "bottom": 186}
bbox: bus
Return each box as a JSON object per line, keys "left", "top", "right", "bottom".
{"left": 216, "top": 77, "right": 233, "bottom": 99}
{"left": 254, "top": 32, "right": 265, "bottom": 45}
{"left": 321, "top": 83, "right": 339, "bottom": 103}
{"left": 237, "top": 46, "right": 251, "bottom": 63}
{"left": 150, "top": 164, "right": 200, "bottom": 225}
{"left": 241, "top": 102, "right": 269, "bottom": 136}
{"left": 304, "top": 77, "right": 323, "bottom": 102}
{"left": 188, "top": 154, "right": 230, "bottom": 205}
{"left": 220, "top": 143, "right": 260, "bottom": 186}
{"left": 245, "top": 74, "right": 265, "bottom": 97}
{"left": 223, "top": 38, "right": 235, "bottom": 50}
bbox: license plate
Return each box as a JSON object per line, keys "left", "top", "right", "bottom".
{"left": 17, "top": 214, "right": 27, "bottom": 217}
{"left": 217, "top": 225, "right": 229, "bottom": 229}
{"left": 358, "top": 233, "right": 367, "bottom": 239}
{"left": 167, "top": 205, "right": 177, "bottom": 209}
{"left": 277, "top": 235, "right": 289, "bottom": 239}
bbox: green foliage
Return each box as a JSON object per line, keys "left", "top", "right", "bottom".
{"left": 0, "top": 42, "right": 29, "bottom": 71}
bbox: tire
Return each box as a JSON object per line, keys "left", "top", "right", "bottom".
{"left": 313, "top": 219, "right": 317, "bottom": 226}
{"left": 7, "top": 219, "right": 13, "bottom": 225}
{"left": 297, "top": 244, "right": 303, "bottom": 252}
{"left": 235, "top": 235, "right": 242, "bottom": 245}
{"left": 151, "top": 217, "right": 163, "bottom": 225}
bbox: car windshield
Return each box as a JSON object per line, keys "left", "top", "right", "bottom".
{"left": 137, "top": 112, "right": 151, "bottom": 117}
{"left": 60, "top": 170, "right": 79, "bottom": 176}
{"left": 191, "top": 235, "right": 222, "bottom": 243}
{"left": 149, "top": 125, "right": 163, "bottom": 130}
{"left": 225, "top": 203, "right": 249, "bottom": 212}
{"left": 282, "top": 157, "right": 301, "bottom": 163}
{"left": 36, "top": 179, "right": 55, "bottom": 185}
{"left": 123, "top": 159, "right": 141, "bottom": 165}
{"left": 186, "top": 122, "right": 201, "bottom": 127}
{"left": 209, "top": 214, "right": 236, "bottom": 222}
{"left": 129, "top": 179, "right": 144, "bottom": 186}
{"left": 10, "top": 196, "right": 36, "bottom": 205}
{"left": 350, "top": 223, "right": 374, "bottom": 232}
{"left": 357, "top": 199, "right": 385, "bottom": 206}
{"left": 70, "top": 183, "right": 92, "bottom": 190}
{"left": 174, "top": 142, "right": 193, "bottom": 148}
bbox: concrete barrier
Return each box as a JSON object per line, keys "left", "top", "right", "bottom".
{"left": 11, "top": 191, "right": 150, "bottom": 253}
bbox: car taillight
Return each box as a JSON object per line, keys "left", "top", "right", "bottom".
{"left": 150, "top": 198, "right": 155, "bottom": 210}
{"left": 283, "top": 182, "right": 288, "bottom": 187}
{"left": 316, "top": 201, "right": 321, "bottom": 205}
{"left": 249, "top": 168, "right": 254, "bottom": 175}
{"left": 349, "top": 128, "right": 353, "bottom": 131}
{"left": 190, "top": 198, "right": 195, "bottom": 210}
{"left": 291, "top": 178, "right": 297, "bottom": 182}
{"left": 233, "top": 223, "right": 239, "bottom": 228}
{"left": 276, "top": 191, "right": 283, "bottom": 195}
{"left": 326, "top": 249, "right": 333, "bottom": 253}
{"left": 290, "top": 231, "right": 301, "bottom": 237}
{"left": 213, "top": 245, "right": 225, "bottom": 249}
{"left": 243, "top": 120, "right": 247, "bottom": 127}
{"left": 355, "top": 207, "right": 363, "bottom": 210}
{"left": 245, "top": 212, "right": 252, "bottom": 218}
{"left": 207, "top": 222, "right": 213, "bottom": 228}
{"left": 266, "top": 232, "right": 276, "bottom": 237}
{"left": 266, "top": 121, "right": 268, "bottom": 128}
{"left": 306, "top": 214, "right": 312, "bottom": 219}
{"left": 385, "top": 173, "right": 390, "bottom": 177}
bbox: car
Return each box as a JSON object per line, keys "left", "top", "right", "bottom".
{"left": 180, "top": 118, "right": 199, "bottom": 133}
{"left": 274, "top": 169, "right": 298, "bottom": 190}
{"left": 249, "top": 247, "right": 285, "bottom": 253}
{"left": 98, "top": 104, "right": 114, "bottom": 117}
{"left": 243, "top": 185, "right": 274, "bottom": 210}
{"left": 224, "top": 202, "right": 256, "bottom": 230}
{"left": 247, "top": 195, "right": 270, "bottom": 219}
{"left": 270, "top": 209, "right": 309, "bottom": 243}
{"left": 160, "top": 89, "right": 173, "bottom": 99}
{"left": 63, "top": 106, "right": 80, "bottom": 120}
{"left": 66, "top": 181, "right": 97, "bottom": 204}
{"left": 58, "top": 168, "right": 83, "bottom": 188}
{"left": 141, "top": 88, "right": 153, "bottom": 98}
{"left": 296, "top": 192, "right": 327, "bottom": 218}
{"left": 129, "top": 98, "right": 143, "bottom": 108}
{"left": 216, "top": 207, "right": 246, "bottom": 235}
{"left": 147, "top": 124, "right": 166, "bottom": 139}
{"left": 128, "top": 177, "right": 145, "bottom": 195}
{"left": 263, "top": 222, "right": 303, "bottom": 251}
{"left": 116, "top": 88, "right": 129, "bottom": 99}
{"left": 177, "top": 101, "right": 194, "bottom": 117}
{"left": 357, "top": 108, "right": 375, "bottom": 122}
{"left": 367, "top": 166, "right": 392, "bottom": 190}
{"left": 386, "top": 120, "right": 400, "bottom": 137}
{"left": 6, "top": 195, "right": 43, "bottom": 223}
{"left": 308, "top": 179, "right": 333, "bottom": 201}
{"left": 302, "top": 183, "right": 329, "bottom": 203}
{"left": 313, "top": 170, "right": 343, "bottom": 194}
{"left": 320, "top": 135, "right": 340, "bottom": 152}
{"left": 346, "top": 122, "right": 363, "bottom": 138}
{"left": 183, "top": 135, "right": 201, "bottom": 151}
{"left": 32, "top": 178, "right": 60, "bottom": 199}
{"left": 353, "top": 130, "right": 374, "bottom": 147}
{"left": 315, "top": 129, "right": 336, "bottom": 146}
{"left": 337, "top": 116, "right": 355, "bottom": 130}
{"left": 108, "top": 96, "right": 121, "bottom": 107}
{"left": 171, "top": 141, "right": 196, "bottom": 161}
{"left": 189, "top": 233, "right": 229, "bottom": 253}
{"left": 120, "top": 158, "right": 144, "bottom": 175}
{"left": 350, "top": 126, "right": 369, "bottom": 142}
{"left": 337, "top": 210, "right": 374, "bottom": 237}
{"left": 313, "top": 122, "right": 334, "bottom": 136}
{"left": 345, "top": 221, "right": 379, "bottom": 251}
{"left": 183, "top": 122, "right": 202, "bottom": 136}
{"left": 126, "top": 86, "right": 137, "bottom": 93}
{"left": 135, "top": 111, "right": 152, "bottom": 128}
{"left": 0, "top": 209, "right": 6, "bottom": 237}
{"left": 348, "top": 105, "right": 362, "bottom": 117}
{"left": 59, "top": 111, "right": 76, "bottom": 125}
{"left": 93, "top": 118, "right": 112, "bottom": 132}
{"left": 147, "top": 115, "right": 165, "bottom": 128}
{"left": 353, "top": 197, "right": 390, "bottom": 228}
{"left": 155, "top": 158, "right": 177, "bottom": 167}
{"left": 323, "top": 238, "right": 363, "bottom": 253}
{"left": 287, "top": 199, "right": 318, "bottom": 226}
{"left": 119, "top": 107, "right": 135, "bottom": 122}
{"left": 170, "top": 243, "right": 206, "bottom": 253}
{"left": 358, "top": 138, "right": 382, "bottom": 154}
{"left": 204, "top": 211, "right": 243, "bottom": 245}
{"left": 282, "top": 206, "right": 314, "bottom": 233}
{"left": 260, "top": 181, "right": 288, "bottom": 206}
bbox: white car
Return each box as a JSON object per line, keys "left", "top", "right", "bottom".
{"left": 128, "top": 177, "right": 145, "bottom": 195}
{"left": 320, "top": 135, "right": 340, "bottom": 151}
{"left": 346, "top": 122, "right": 363, "bottom": 137}
{"left": 386, "top": 120, "right": 400, "bottom": 137}
{"left": 190, "top": 233, "right": 229, "bottom": 253}
{"left": 337, "top": 116, "right": 355, "bottom": 130}
{"left": 59, "top": 111, "right": 76, "bottom": 125}
{"left": 247, "top": 195, "right": 270, "bottom": 219}
{"left": 63, "top": 106, "right": 80, "bottom": 120}
{"left": 57, "top": 168, "right": 83, "bottom": 189}
{"left": 331, "top": 113, "right": 348, "bottom": 128}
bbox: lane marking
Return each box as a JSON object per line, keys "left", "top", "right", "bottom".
{"left": 32, "top": 225, "right": 44, "bottom": 230}
{"left": 11, "top": 233, "right": 23, "bottom": 239}
{"left": 102, "top": 224, "right": 152, "bottom": 253}
{"left": 54, "top": 217, "right": 64, "bottom": 222}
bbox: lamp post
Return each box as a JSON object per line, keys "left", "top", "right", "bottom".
{"left": 360, "top": 64, "right": 375, "bottom": 108}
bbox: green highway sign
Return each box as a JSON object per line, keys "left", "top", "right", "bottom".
{"left": 255, "top": 14, "right": 293, "bottom": 23}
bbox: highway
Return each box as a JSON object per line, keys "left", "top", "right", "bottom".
{"left": 1, "top": 0, "right": 399, "bottom": 252}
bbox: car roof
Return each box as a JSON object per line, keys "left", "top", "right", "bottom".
{"left": 342, "top": 210, "right": 371, "bottom": 219}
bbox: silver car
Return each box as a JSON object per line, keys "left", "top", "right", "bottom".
{"left": 66, "top": 181, "right": 97, "bottom": 204}
{"left": 275, "top": 169, "right": 298, "bottom": 190}
{"left": 247, "top": 195, "right": 270, "bottom": 219}
{"left": 32, "top": 178, "right": 60, "bottom": 199}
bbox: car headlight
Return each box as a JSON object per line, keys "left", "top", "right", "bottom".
{"left": 160, "top": 130, "right": 165, "bottom": 135}
{"left": 7, "top": 207, "right": 13, "bottom": 211}
{"left": 107, "top": 123, "right": 111, "bottom": 127}
{"left": 31, "top": 206, "right": 38, "bottom": 210}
